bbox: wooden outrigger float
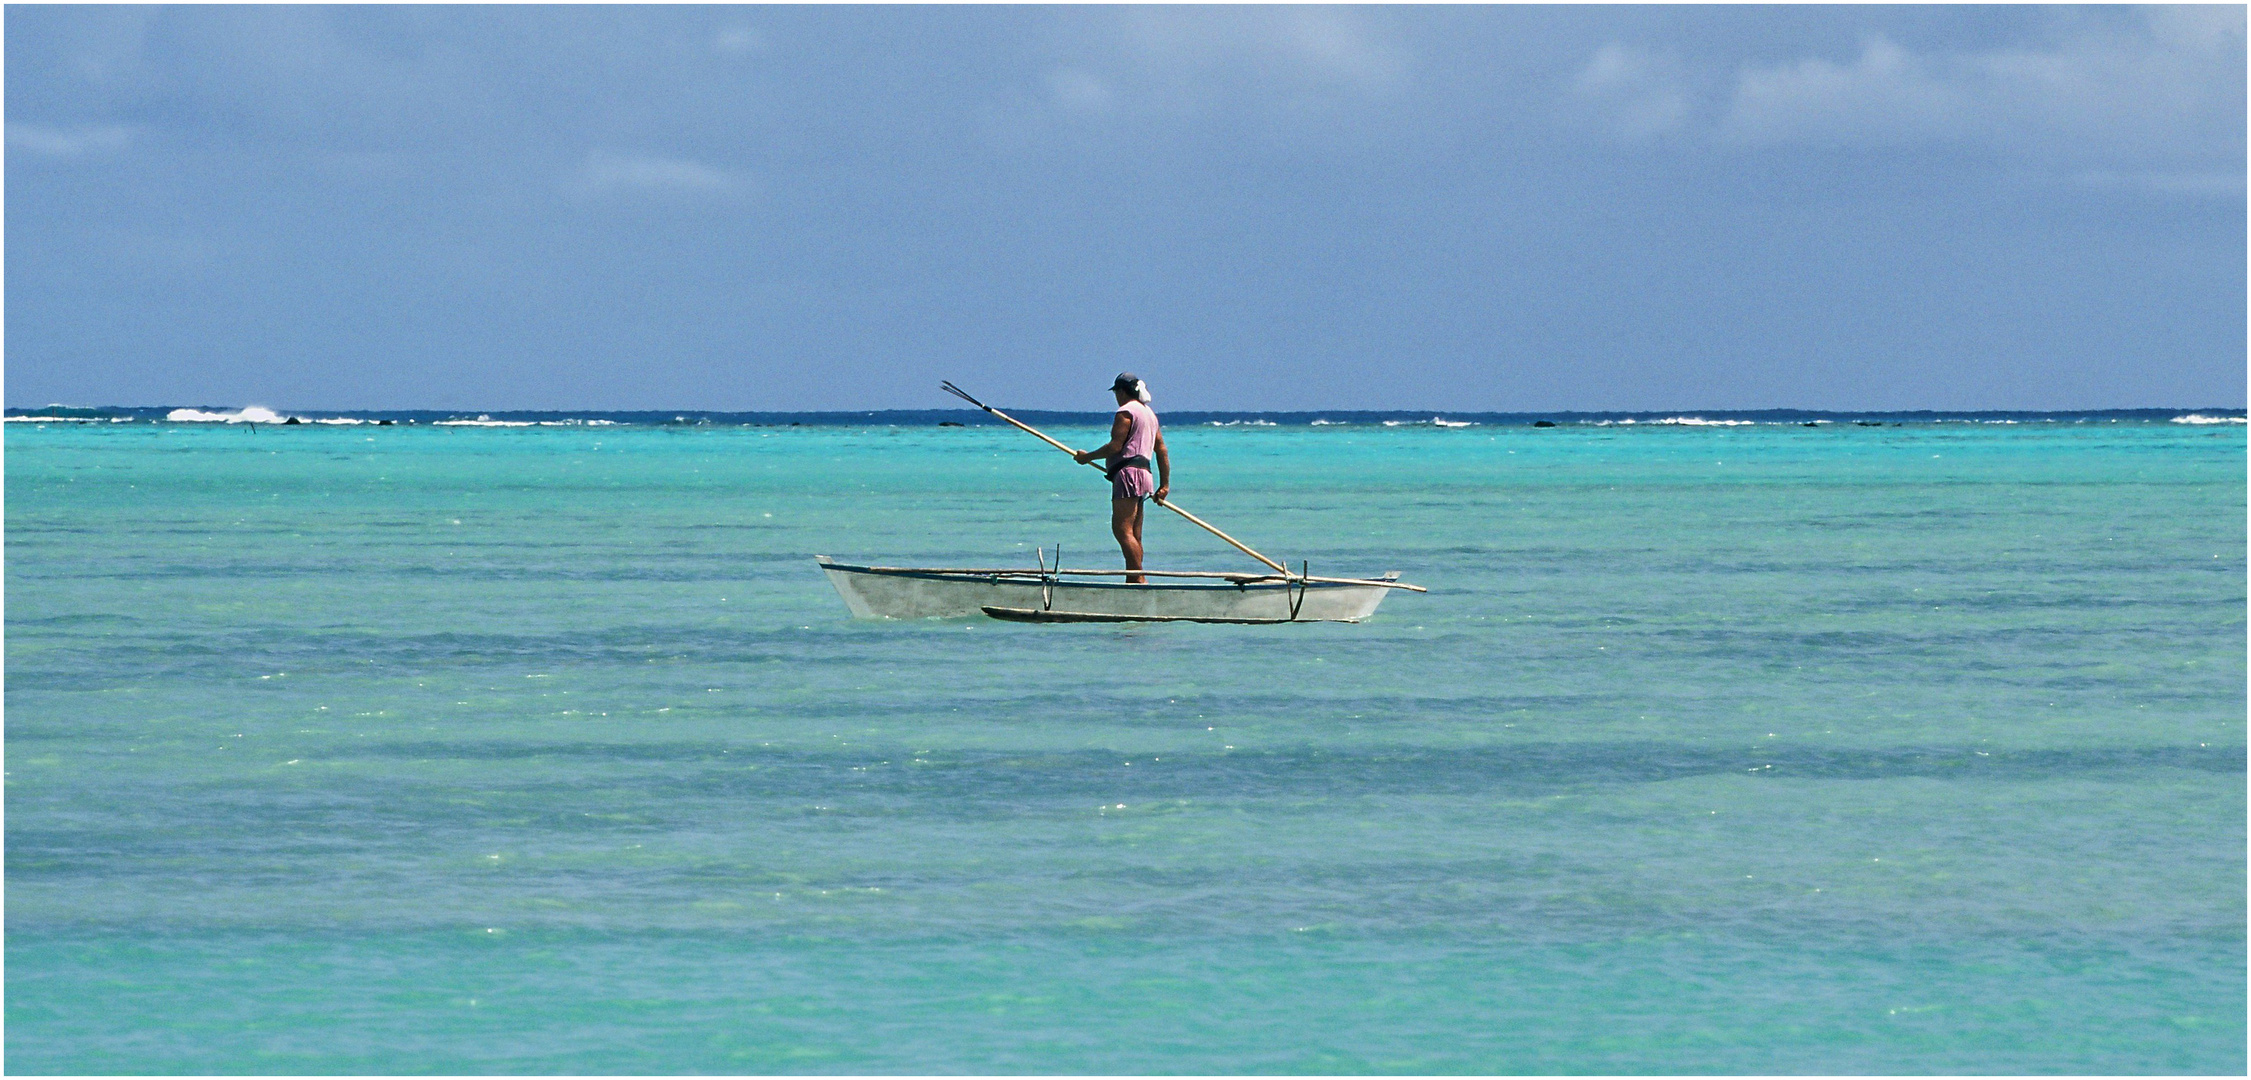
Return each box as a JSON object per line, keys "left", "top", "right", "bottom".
{"left": 818, "top": 383, "right": 1426, "bottom": 624}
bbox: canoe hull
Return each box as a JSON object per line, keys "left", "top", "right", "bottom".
{"left": 818, "top": 559, "right": 1393, "bottom": 622}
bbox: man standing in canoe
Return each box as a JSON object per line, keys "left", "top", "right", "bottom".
{"left": 1074, "top": 373, "right": 1170, "bottom": 584}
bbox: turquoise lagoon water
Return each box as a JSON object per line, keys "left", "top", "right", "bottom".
{"left": 6, "top": 417, "right": 2243, "bottom": 1073}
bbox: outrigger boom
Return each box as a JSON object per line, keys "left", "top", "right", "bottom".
{"left": 841, "top": 565, "right": 1427, "bottom": 591}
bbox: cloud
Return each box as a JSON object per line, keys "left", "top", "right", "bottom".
{"left": 1717, "top": 8, "right": 2245, "bottom": 164}
{"left": 9, "top": 122, "right": 133, "bottom": 158}
{"left": 713, "top": 25, "right": 764, "bottom": 56}
{"left": 1046, "top": 68, "right": 1114, "bottom": 114}
{"left": 1722, "top": 37, "right": 1959, "bottom": 146}
{"left": 568, "top": 153, "right": 745, "bottom": 199}
{"left": 1569, "top": 44, "right": 1692, "bottom": 140}
{"left": 1039, "top": 7, "right": 1407, "bottom": 122}
{"left": 1266, "top": 8, "right": 1401, "bottom": 87}
{"left": 986, "top": 9, "right": 1413, "bottom": 154}
{"left": 2144, "top": 3, "right": 2244, "bottom": 53}
{"left": 1116, "top": 7, "right": 1404, "bottom": 89}
{"left": 2071, "top": 170, "right": 2245, "bottom": 199}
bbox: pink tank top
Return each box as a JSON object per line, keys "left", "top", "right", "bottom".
{"left": 1114, "top": 401, "right": 1158, "bottom": 467}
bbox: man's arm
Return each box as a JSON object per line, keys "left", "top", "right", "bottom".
{"left": 1152, "top": 431, "right": 1170, "bottom": 501}
{"left": 1073, "top": 414, "right": 1134, "bottom": 464}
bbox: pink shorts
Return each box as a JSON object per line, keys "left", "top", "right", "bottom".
{"left": 1112, "top": 467, "right": 1154, "bottom": 500}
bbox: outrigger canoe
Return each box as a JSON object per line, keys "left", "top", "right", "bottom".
{"left": 821, "top": 382, "right": 1427, "bottom": 624}
{"left": 818, "top": 557, "right": 1420, "bottom": 624}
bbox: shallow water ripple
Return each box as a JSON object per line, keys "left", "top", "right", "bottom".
{"left": 7, "top": 421, "right": 2243, "bottom": 1072}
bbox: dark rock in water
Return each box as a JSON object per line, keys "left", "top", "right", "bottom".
{"left": 283, "top": 417, "right": 302, "bottom": 425}
{"left": 377, "top": 419, "right": 394, "bottom": 426}
{"left": 790, "top": 422, "right": 801, "bottom": 426}
{"left": 1856, "top": 421, "right": 1883, "bottom": 427}
{"left": 1802, "top": 422, "right": 1819, "bottom": 427}
{"left": 1533, "top": 420, "right": 1556, "bottom": 428}
{"left": 939, "top": 421, "right": 965, "bottom": 427}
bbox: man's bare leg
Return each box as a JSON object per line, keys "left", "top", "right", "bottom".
{"left": 1130, "top": 499, "right": 1147, "bottom": 580}
{"left": 1112, "top": 497, "right": 1145, "bottom": 583}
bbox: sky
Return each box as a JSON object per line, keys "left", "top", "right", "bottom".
{"left": 6, "top": 4, "right": 2244, "bottom": 412}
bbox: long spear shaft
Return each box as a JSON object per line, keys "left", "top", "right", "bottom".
{"left": 941, "top": 381, "right": 1292, "bottom": 576}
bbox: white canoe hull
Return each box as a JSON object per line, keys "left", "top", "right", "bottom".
{"left": 818, "top": 558, "right": 1396, "bottom": 623}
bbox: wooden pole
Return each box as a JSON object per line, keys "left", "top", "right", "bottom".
{"left": 1146, "top": 497, "right": 1288, "bottom": 577}
{"left": 942, "top": 382, "right": 1293, "bottom": 576}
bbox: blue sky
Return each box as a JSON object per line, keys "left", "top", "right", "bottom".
{"left": 7, "top": 5, "right": 2243, "bottom": 411}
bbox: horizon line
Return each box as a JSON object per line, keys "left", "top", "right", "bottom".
{"left": 8, "top": 404, "right": 2245, "bottom": 419}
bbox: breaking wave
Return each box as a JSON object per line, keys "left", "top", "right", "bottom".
{"left": 2170, "top": 414, "right": 2246, "bottom": 425}
{"left": 163, "top": 407, "right": 382, "bottom": 425}
{"left": 166, "top": 406, "right": 289, "bottom": 424}
{"left": 433, "top": 416, "right": 620, "bottom": 427}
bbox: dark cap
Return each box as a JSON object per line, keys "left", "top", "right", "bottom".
{"left": 1110, "top": 372, "right": 1141, "bottom": 392}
